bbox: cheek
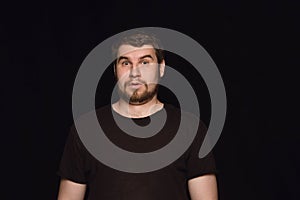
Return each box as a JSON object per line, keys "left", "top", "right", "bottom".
{"left": 140, "top": 67, "right": 159, "bottom": 80}
{"left": 115, "top": 70, "right": 127, "bottom": 89}
{"left": 144, "top": 73, "right": 159, "bottom": 84}
{"left": 116, "top": 68, "right": 129, "bottom": 80}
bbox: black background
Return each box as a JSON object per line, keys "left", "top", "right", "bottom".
{"left": 2, "top": 0, "right": 299, "bottom": 199}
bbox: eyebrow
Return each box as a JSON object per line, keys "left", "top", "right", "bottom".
{"left": 117, "top": 55, "right": 154, "bottom": 63}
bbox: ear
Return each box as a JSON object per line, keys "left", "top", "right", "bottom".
{"left": 159, "top": 59, "right": 165, "bottom": 78}
{"left": 113, "top": 64, "right": 117, "bottom": 77}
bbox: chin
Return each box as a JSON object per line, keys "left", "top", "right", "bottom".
{"left": 129, "top": 97, "right": 152, "bottom": 105}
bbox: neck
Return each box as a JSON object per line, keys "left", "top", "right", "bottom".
{"left": 112, "top": 95, "right": 164, "bottom": 118}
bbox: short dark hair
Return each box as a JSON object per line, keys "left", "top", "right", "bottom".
{"left": 112, "top": 30, "right": 165, "bottom": 64}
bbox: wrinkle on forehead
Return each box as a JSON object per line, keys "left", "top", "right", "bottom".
{"left": 117, "top": 44, "right": 156, "bottom": 57}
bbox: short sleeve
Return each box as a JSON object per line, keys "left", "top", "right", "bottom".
{"left": 186, "top": 119, "right": 218, "bottom": 180}
{"left": 57, "top": 125, "right": 88, "bottom": 184}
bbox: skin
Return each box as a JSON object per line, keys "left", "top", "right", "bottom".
{"left": 188, "top": 174, "right": 218, "bottom": 200}
{"left": 57, "top": 179, "right": 86, "bottom": 200}
{"left": 57, "top": 44, "right": 218, "bottom": 200}
{"left": 112, "top": 44, "right": 165, "bottom": 118}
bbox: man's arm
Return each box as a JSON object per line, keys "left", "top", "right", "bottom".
{"left": 188, "top": 174, "right": 218, "bottom": 200}
{"left": 57, "top": 179, "right": 87, "bottom": 200}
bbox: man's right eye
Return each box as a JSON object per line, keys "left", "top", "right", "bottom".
{"left": 122, "top": 61, "right": 130, "bottom": 66}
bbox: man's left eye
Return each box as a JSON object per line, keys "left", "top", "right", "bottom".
{"left": 142, "top": 61, "right": 149, "bottom": 65}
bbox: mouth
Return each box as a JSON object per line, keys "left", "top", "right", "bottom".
{"left": 127, "top": 81, "right": 144, "bottom": 89}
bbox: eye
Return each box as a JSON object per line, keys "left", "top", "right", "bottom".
{"left": 122, "top": 61, "right": 131, "bottom": 66}
{"left": 141, "top": 60, "right": 149, "bottom": 65}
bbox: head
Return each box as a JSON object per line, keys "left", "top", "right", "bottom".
{"left": 112, "top": 31, "right": 165, "bottom": 105}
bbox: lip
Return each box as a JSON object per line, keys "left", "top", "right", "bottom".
{"left": 127, "top": 81, "right": 143, "bottom": 89}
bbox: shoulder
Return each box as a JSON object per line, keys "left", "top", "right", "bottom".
{"left": 72, "top": 104, "right": 112, "bottom": 124}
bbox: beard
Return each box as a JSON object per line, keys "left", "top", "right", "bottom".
{"left": 118, "top": 81, "right": 159, "bottom": 105}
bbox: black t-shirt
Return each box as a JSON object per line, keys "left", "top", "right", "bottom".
{"left": 57, "top": 104, "right": 217, "bottom": 200}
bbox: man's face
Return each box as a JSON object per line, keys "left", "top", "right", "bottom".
{"left": 115, "top": 44, "right": 165, "bottom": 105}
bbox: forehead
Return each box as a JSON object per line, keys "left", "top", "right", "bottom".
{"left": 117, "top": 44, "right": 156, "bottom": 58}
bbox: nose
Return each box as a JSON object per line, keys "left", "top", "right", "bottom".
{"left": 129, "top": 63, "right": 141, "bottom": 78}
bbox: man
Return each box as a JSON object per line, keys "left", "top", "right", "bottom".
{"left": 57, "top": 31, "right": 218, "bottom": 199}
